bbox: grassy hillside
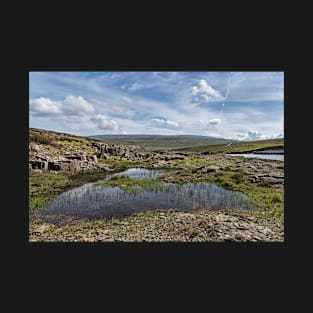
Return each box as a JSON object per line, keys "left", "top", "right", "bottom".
{"left": 88, "top": 134, "right": 234, "bottom": 150}
{"left": 29, "top": 128, "right": 101, "bottom": 157}
{"left": 30, "top": 128, "right": 283, "bottom": 155}
{"left": 175, "top": 138, "right": 284, "bottom": 154}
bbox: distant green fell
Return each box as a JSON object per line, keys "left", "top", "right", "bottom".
{"left": 175, "top": 138, "right": 284, "bottom": 154}
{"left": 88, "top": 134, "right": 235, "bottom": 150}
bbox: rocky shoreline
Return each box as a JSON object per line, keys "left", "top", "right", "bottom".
{"left": 29, "top": 209, "right": 284, "bottom": 242}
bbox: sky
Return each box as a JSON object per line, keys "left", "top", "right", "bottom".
{"left": 29, "top": 71, "right": 284, "bottom": 141}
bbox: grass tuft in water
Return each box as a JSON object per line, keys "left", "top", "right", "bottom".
{"left": 97, "top": 175, "right": 171, "bottom": 192}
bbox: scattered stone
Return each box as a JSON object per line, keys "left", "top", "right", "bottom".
{"left": 30, "top": 210, "right": 284, "bottom": 242}
{"left": 200, "top": 166, "right": 219, "bottom": 173}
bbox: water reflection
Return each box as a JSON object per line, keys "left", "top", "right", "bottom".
{"left": 43, "top": 168, "right": 255, "bottom": 219}
{"left": 229, "top": 153, "right": 284, "bottom": 161}
{"left": 111, "top": 167, "right": 172, "bottom": 179}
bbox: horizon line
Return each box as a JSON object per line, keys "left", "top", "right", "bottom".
{"left": 29, "top": 127, "right": 284, "bottom": 142}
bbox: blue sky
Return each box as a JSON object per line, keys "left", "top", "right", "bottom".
{"left": 29, "top": 71, "right": 284, "bottom": 140}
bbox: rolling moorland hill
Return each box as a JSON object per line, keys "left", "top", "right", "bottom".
{"left": 88, "top": 134, "right": 235, "bottom": 150}
{"left": 29, "top": 127, "right": 101, "bottom": 156}
{"left": 30, "top": 128, "right": 284, "bottom": 156}
{"left": 175, "top": 138, "right": 284, "bottom": 154}
{"left": 88, "top": 134, "right": 284, "bottom": 154}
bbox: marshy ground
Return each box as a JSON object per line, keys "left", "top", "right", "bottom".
{"left": 29, "top": 154, "right": 284, "bottom": 242}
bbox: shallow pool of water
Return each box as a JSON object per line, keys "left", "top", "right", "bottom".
{"left": 111, "top": 167, "right": 172, "bottom": 179}
{"left": 43, "top": 168, "right": 256, "bottom": 219}
{"left": 229, "top": 153, "right": 284, "bottom": 161}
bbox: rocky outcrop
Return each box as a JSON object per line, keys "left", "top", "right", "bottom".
{"left": 163, "top": 154, "right": 186, "bottom": 161}
{"left": 29, "top": 132, "right": 190, "bottom": 173}
{"left": 29, "top": 153, "right": 100, "bottom": 172}
{"left": 92, "top": 142, "right": 143, "bottom": 159}
{"left": 91, "top": 142, "right": 188, "bottom": 162}
{"left": 29, "top": 160, "right": 48, "bottom": 170}
{"left": 248, "top": 174, "right": 284, "bottom": 185}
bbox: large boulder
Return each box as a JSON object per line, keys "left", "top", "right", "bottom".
{"left": 86, "top": 155, "right": 98, "bottom": 163}
{"left": 31, "top": 144, "right": 40, "bottom": 152}
{"left": 99, "top": 153, "right": 108, "bottom": 159}
{"left": 29, "top": 160, "right": 48, "bottom": 170}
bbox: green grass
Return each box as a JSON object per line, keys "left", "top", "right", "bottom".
{"left": 209, "top": 175, "right": 283, "bottom": 218}
{"left": 29, "top": 170, "right": 109, "bottom": 213}
{"left": 30, "top": 132, "right": 52, "bottom": 145}
{"left": 29, "top": 195, "right": 56, "bottom": 212}
{"left": 217, "top": 175, "right": 282, "bottom": 216}
{"left": 58, "top": 136, "right": 87, "bottom": 143}
{"left": 181, "top": 226, "right": 201, "bottom": 238}
{"left": 177, "top": 157, "right": 213, "bottom": 168}
{"left": 176, "top": 138, "right": 284, "bottom": 154}
{"left": 29, "top": 128, "right": 96, "bottom": 156}
{"left": 159, "top": 165, "right": 284, "bottom": 219}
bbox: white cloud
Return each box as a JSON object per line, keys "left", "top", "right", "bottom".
{"left": 235, "top": 133, "right": 246, "bottom": 140}
{"left": 151, "top": 118, "right": 179, "bottom": 128}
{"left": 166, "top": 120, "right": 179, "bottom": 127}
{"left": 121, "top": 96, "right": 133, "bottom": 104}
{"left": 226, "top": 72, "right": 284, "bottom": 102}
{"left": 63, "top": 115, "right": 93, "bottom": 132}
{"left": 63, "top": 95, "right": 95, "bottom": 115}
{"left": 127, "top": 83, "right": 142, "bottom": 91}
{"left": 247, "top": 130, "right": 266, "bottom": 140}
{"left": 89, "top": 98, "right": 133, "bottom": 116}
{"left": 91, "top": 114, "right": 119, "bottom": 130}
{"left": 191, "top": 79, "right": 223, "bottom": 102}
{"left": 68, "top": 124, "right": 91, "bottom": 131}
{"left": 233, "top": 130, "right": 266, "bottom": 141}
{"left": 151, "top": 118, "right": 165, "bottom": 126}
{"left": 269, "top": 133, "right": 284, "bottom": 139}
{"left": 29, "top": 72, "right": 283, "bottom": 138}
{"left": 29, "top": 97, "right": 62, "bottom": 116}
{"left": 233, "top": 130, "right": 283, "bottom": 141}
{"left": 30, "top": 95, "right": 94, "bottom": 117}
{"left": 208, "top": 118, "right": 222, "bottom": 126}
{"left": 191, "top": 86, "right": 200, "bottom": 95}
{"left": 204, "top": 131, "right": 223, "bottom": 138}
{"left": 175, "top": 130, "right": 185, "bottom": 135}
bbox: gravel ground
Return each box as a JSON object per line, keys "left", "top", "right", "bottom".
{"left": 29, "top": 209, "right": 284, "bottom": 242}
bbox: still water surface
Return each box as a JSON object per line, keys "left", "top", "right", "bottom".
{"left": 229, "top": 153, "right": 284, "bottom": 161}
{"left": 43, "top": 168, "right": 256, "bottom": 219}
